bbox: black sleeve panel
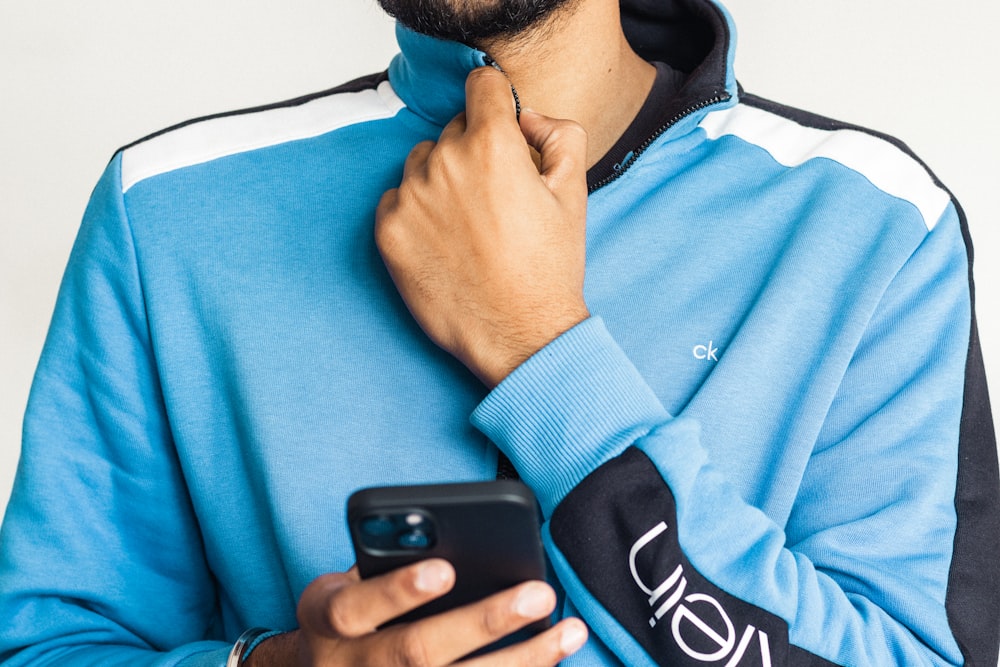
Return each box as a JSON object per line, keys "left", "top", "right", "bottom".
{"left": 946, "top": 199, "right": 1000, "bottom": 667}
{"left": 550, "top": 447, "right": 839, "bottom": 666}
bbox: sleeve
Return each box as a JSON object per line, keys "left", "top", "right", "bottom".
{"left": 0, "top": 155, "right": 231, "bottom": 666}
{"left": 471, "top": 203, "right": 1000, "bottom": 666}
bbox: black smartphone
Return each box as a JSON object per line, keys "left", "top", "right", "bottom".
{"left": 347, "top": 479, "right": 550, "bottom": 639}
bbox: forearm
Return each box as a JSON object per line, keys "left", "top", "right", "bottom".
{"left": 473, "top": 315, "right": 981, "bottom": 665}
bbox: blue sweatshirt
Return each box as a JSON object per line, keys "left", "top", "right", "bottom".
{"left": 1, "top": 1, "right": 997, "bottom": 665}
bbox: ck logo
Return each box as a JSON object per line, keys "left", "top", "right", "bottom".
{"left": 629, "top": 522, "right": 773, "bottom": 666}
{"left": 693, "top": 341, "right": 720, "bottom": 362}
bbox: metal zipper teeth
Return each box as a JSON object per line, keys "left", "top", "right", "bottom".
{"left": 588, "top": 93, "right": 731, "bottom": 194}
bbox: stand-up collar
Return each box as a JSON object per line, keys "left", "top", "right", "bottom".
{"left": 385, "top": 0, "right": 738, "bottom": 190}
{"left": 387, "top": 25, "right": 489, "bottom": 128}
{"left": 386, "top": 0, "right": 737, "bottom": 129}
{"left": 622, "top": 0, "right": 737, "bottom": 111}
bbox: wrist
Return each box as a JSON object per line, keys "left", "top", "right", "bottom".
{"left": 476, "top": 305, "right": 590, "bottom": 387}
{"left": 473, "top": 316, "right": 668, "bottom": 515}
{"left": 227, "top": 628, "right": 275, "bottom": 667}
{"left": 238, "top": 629, "right": 295, "bottom": 667}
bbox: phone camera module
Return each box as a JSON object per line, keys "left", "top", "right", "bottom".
{"left": 357, "top": 511, "right": 436, "bottom": 553}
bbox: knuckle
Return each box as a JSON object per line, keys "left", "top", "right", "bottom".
{"left": 325, "top": 592, "right": 364, "bottom": 637}
{"left": 554, "top": 119, "right": 588, "bottom": 141}
{"left": 517, "top": 639, "right": 560, "bottom": 667}
{"left": 479, "top": 598, "right": 517, "bottom": 639}
{"left": 468, "top": 125, "right": 510, "bottom": 160}
{"left": 408, "top": 140, "right": 435, "bottom": 162}
{"left": 391, "top": 626, "right": 433, "bottom": 667}
{"left": 375, "top": 189, "right": 397, "bottom": 217}
{"left": 423, "top": 144, "right": 472, "bottom": 188}
{"left": 373, "top": 213, "right": 402, "bottom": 253}
{"left": 297, "top": 572, "right": 357, "bottom": 635}
{"left": 424, "top": 144, "right": 452, "bottom": 172}
{"left": 379, "top": 572, "right": 418, "bottom": 607}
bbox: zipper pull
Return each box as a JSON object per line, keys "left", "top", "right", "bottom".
{"left": 614, "top": 151, "right": 636, "bottom": 171}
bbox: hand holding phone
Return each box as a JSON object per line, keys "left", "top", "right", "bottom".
{"left": 348, "top": 480, "right": 550, "bottom": 631}
{"left": 246, "top": 480, "right": 587, "bottom": 665}
{"left": 245, "top": 559, "right": 588, "bottom": 666}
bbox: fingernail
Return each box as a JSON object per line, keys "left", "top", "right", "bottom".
{"left": 414, "top": 560, "right": 451, "bottom": 593}
{"left": 560, "top": 622, "right": 588, "bottom": 654}
{"left": 514, "top": 583, "right": 554, "bottom": 618}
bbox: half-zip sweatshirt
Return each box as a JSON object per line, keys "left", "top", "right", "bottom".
{"left": 1, "top": 1, "right": 997, "bottom": 665}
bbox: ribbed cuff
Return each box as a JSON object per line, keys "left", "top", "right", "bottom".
{"left": 471, "top": 317, "right": 670, "bottom": 516}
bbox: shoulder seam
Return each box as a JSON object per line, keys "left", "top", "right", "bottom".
{"left": 119, "top": 71, "right": 400, "bottom": 193}
{"left": 120, "top": 71, "right": 389, "bottom": 153}
{"left": 741, "top": 92, "right": 951, "bottom": 187}
{"left": 701, "top": 92, "right": 953, "bottom": 230}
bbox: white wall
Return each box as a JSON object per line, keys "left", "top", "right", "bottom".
{"left": 1, "top": 1, "right": 997, "bottom": 516}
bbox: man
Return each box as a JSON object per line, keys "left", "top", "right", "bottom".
{"left": 0, "top": 0, "right": 997, "bottom": 665}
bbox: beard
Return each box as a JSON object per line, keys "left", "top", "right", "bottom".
{"left": 376, "top": 0, "right": 575, "bottom": 44}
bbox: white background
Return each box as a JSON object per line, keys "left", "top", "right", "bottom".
{"left": 1, "top": 0, "right": 997, "bottom": 521}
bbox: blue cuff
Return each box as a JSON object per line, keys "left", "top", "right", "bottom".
{"left": 471, "top": 317, "right": 670, "bottom": 516}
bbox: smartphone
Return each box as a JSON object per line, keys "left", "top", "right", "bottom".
{"left": 347, "top": 480, "right": 550, "bottom": 640}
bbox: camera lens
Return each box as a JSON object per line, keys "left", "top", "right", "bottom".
{"left": 397, "top": 529, "right": 432, "bottom": 550}
{"left": 360, "top": 515, "right": 395, "bottom": 538}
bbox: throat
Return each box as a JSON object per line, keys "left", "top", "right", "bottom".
{"left": 476, "top": 0, "right": 657, "bottom": 169}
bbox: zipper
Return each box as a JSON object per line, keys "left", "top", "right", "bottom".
{"left": 480, "top": 51, "right": 731, "bottom": 196}
{"left": 481, "top": 54, "right": 522, "bottom": 121}
{"left": 588, "top": 93, "right": 731, "bottom": 194}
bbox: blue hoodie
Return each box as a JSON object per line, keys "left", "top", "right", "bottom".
{"left": 1, "top": 1, "right": 997, "bottom": 665}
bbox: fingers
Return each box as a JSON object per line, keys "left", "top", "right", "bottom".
{"left": 357, "top": 579, "right": 572, "bottom": 666}
{"left": 298, "top": 559, "right": 455, "bottom": 639}
{"left": 462, "top": 65, "right": 586, "bottom": 175}
{"left": 398, "top": 580, "right": 556, "bottom": 664}
{"left": 428, "top": 67, "right": 587, "bottom": 192}
{"left": 373, "top": 65, "right": 589, "bottom": 389}
{"left": 458, "top": 618, "right": 589, "bottom": 667}
{"left": 425, "top": 68, "right": 588, "bottom": 194}
{"left": 460, "top": 67, "right": 587, "bottom": 206}
{"left": 518, "top": 109, "right": 588, "bottom": 199}
{"left": 296, "top": 566, "right": 588, "bottom": 666}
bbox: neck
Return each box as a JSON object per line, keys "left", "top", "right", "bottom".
{"left": 476, "top": 0, "right": 656, "bottom": 168}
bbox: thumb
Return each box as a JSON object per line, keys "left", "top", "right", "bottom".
{"left": 464, "top": 66, "right": 519, "bottom": 130}
{"left": 519, "top": 109, "right": 588, "bottom": 197}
